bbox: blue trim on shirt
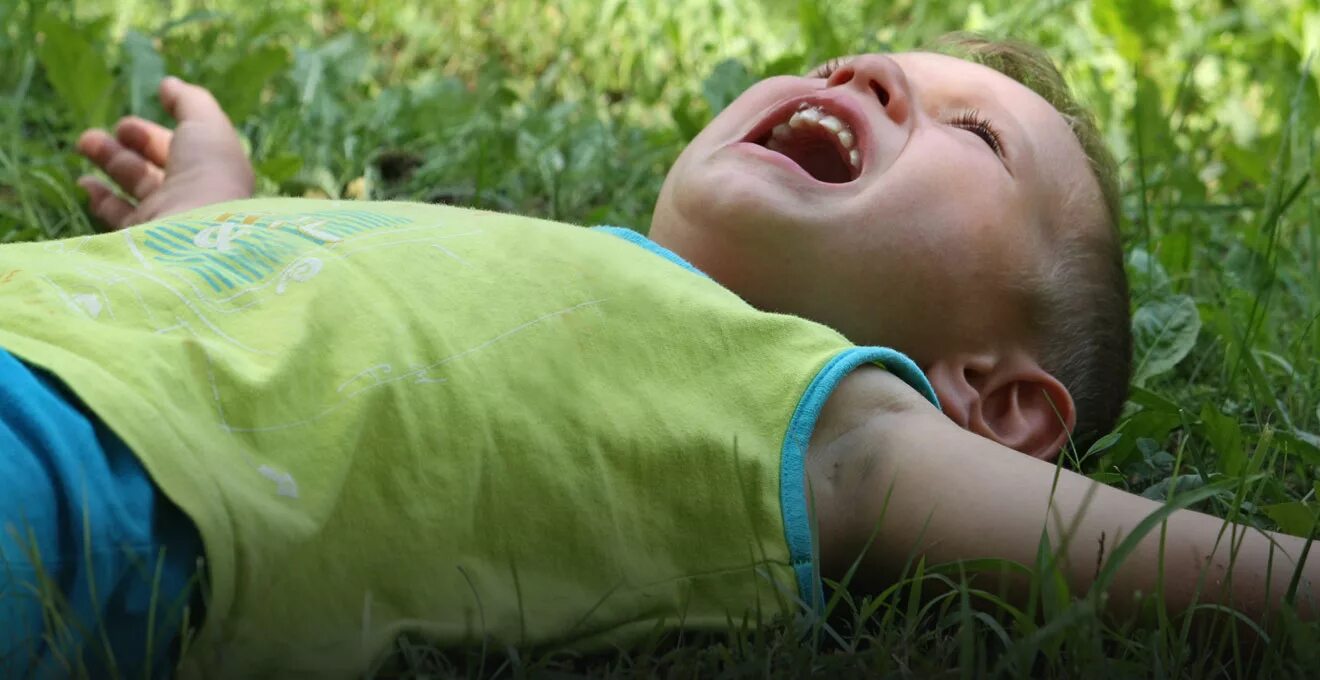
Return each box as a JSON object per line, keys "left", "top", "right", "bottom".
{"left": 591, "top": 226, "right": 711, "bottom": 279}
{"left": 779, "top": 347, "right": 941, "bottom": 609}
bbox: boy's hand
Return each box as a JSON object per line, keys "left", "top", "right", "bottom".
{"left": 76, "top": 76, "right": 254, "bottom": 230}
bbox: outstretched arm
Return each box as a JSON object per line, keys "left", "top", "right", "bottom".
{"left": 808, "top": 366, "right": 1317, "bottom": 623}
{"left": 76, "top": 77, "right": 253, "bottom": 229}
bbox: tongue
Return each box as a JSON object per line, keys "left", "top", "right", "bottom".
{"left": 764, "top": 128, "right": 852, "bottom": 183}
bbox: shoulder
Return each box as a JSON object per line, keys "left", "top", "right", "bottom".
{"left": 811, "top": 365, "right": 938, "bottom": 448}
{"left": 806, "top": 364, "right": 945, "bottom": 579}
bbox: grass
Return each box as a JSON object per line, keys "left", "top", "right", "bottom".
{"left": 2, "top": 0, "right": 1320, "bottom": 676}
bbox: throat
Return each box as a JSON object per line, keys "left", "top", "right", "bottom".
{"left": 757, "top": 122, "right": 856, "bottom": 183}
{"left": 769, "top": 137, "right": 853, "bottom": 183}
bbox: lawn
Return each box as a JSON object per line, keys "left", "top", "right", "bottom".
{"left": 2, "top": 0, "right": 1319, "bottom": 677}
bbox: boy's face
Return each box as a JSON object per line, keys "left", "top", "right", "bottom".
{"left": 650, "top": 52, "right": 1100, "bottom": 364}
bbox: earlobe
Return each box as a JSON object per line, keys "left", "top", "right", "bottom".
{"left": 924, "top": 352, "right": 1075, "bottom": 461}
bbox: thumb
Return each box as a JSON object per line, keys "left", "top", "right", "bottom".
{"left": 159, "top": 76, "right": 233, "bottom": 126}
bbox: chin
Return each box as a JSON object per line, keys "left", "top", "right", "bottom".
{"left": 671, "top": 161, "right": 812, "bottom": 241}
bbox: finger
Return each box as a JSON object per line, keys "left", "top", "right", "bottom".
{"left": 76, "top": 132, "right": 165, "bottom": 201}
{"left": 76, "top": 128, "right": 114, "bottom": 163}
{"left": 114, "top": 116, "right": 173, "bottom": 167}
{"left": 77, "top": 176, "right": 136, "bottom": 230}
{"left": 159, "top": 76, "right": 231, "bottom": 126}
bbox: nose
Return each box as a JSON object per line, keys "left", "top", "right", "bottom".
{"left": 824, "top": 54, "right": 913, "bottom": 126}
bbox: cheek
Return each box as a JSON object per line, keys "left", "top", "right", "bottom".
{"left": 888, "top": 211, "right": 1018, "bottom": 299}
{"left": 853, "top": 143, "right": 1023, "bottom": 265}
{"left": 827, "top": 187, "right": 1024, "bottom": 317}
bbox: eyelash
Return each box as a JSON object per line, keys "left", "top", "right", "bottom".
{"left": 948, "top": 109, "right": 1005, "bottom": 157}
{"left": 810, "top": 57, "right": 847, "bottom": 79}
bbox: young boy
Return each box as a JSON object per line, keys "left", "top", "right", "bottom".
{"left": 1, "top": 40, "right": 1314, "bottom": 678}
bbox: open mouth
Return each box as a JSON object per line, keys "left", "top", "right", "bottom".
{"left": 748, "top": 102, "right": 862, "bottom": 184}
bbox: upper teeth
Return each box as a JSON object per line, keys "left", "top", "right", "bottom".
{"left": 793, "top": 107, "right": 822, "bottom": 126}
{"left": 769, "top": 105, "right": 860, "bottom": 169}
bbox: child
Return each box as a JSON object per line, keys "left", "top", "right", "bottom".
{"left": 1, "top": 39, "right": 1314, "bottom": 678}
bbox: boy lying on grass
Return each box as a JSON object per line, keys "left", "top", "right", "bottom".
{"left": 1, "top": 36, "right": 1315, "bottom": 677}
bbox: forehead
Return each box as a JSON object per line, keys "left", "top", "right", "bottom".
{"left": 888, "top": 50, "right": 1099, "bottom": 227}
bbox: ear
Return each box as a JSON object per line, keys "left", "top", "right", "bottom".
{"left": 924, "top": 352, "right": 1076, "bottom": 461}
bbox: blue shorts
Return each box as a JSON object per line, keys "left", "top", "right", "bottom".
{"left": 0, "top": 348, "right": 202, "bottom": 678}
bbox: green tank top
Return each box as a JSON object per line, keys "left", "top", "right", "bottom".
{"left": 0, "top": 199, "right": 936, "bottom": 677}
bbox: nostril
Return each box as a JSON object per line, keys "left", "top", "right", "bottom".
{"left": 827, "top": 66, "right": 855, "bottom": 87}
{"left": 871, "top": 81, "right": 890, "bottom": 107}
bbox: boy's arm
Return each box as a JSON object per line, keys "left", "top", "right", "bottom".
{"left": 807, "top": 366, "right": 1318, "bottom": 622}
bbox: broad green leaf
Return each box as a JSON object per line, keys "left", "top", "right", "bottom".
{"left": 1277, "top": 430, "right": 1320, "bottom": 466}
{"left": 1139, "top": 473, "right": 1205, "bottom": 501}
{"left": 1142, "top": 445, "right": 1175, "bottom": 470}
{"left": 256, "top": 153, "right": 303, "bottom": 184}
{"left": 121, "top": 30, "right": 166, "bottom": 117}
{"left": 700, "top": 59, "right": 754, "bottom": 117}
{"left": 1089, "top": 471, "right": 1124, "bottom": 484}
{"left": 1102, "top": 409, "right": 1180, "bottom": 469}
{"left": 1221, "top": 142, "right": 1270, "bottom": 190}
{"left": 35, "top": 14, "right": 114, "bottom": 127}
{"left": 1131, "top": 295, "right": 1201, "bottom": 384}
{"left": 1262, "top": 501, "right": 1318, "bottom": 537}
{"left": 762, "top": 53, "right": 807, "bottom": 78}
{"left": 1126, "top": 385, "right": 1182, "bottom": 414}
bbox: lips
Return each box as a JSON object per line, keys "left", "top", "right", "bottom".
{"left": 740, "top": 95, "right": 870, "bottom": 184}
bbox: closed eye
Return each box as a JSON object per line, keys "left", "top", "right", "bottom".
{"left": 948, "top": 109, "right": 1005, "bottom": 158}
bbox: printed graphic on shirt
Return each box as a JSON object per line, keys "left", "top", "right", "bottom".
{"left": 20, "top": 205, "right": 607, "bottom": 444}
{"left": 130, "top": 209, "right": 410, "bottom": 307}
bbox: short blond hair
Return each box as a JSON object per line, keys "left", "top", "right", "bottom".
{"left": 930, "top": 33, "right": 1132, "bottom": 448}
